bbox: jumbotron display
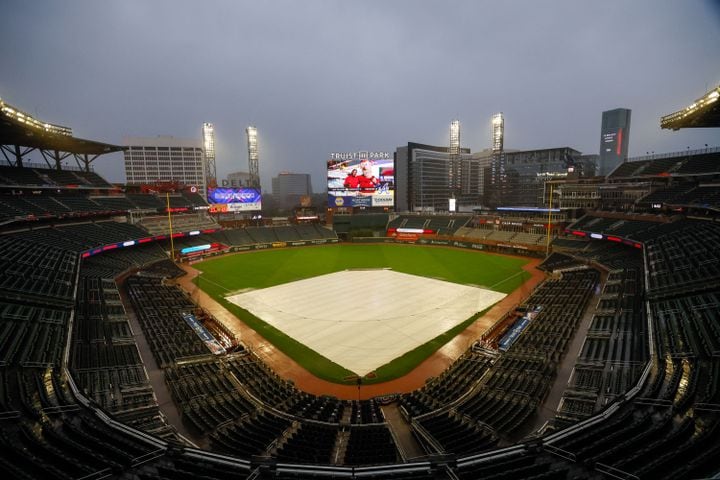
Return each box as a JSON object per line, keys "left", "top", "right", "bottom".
{"left": 207, "top": 187, "right": 262, "bottom": 212}
{"left": 327, "top": 153, "right": 394, "bottom": 208}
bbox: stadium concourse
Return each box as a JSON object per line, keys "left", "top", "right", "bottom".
{"left": 175, "top": 256, "right": 545, "bottom": 400}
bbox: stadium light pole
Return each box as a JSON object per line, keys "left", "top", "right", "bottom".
{"left": 247, "top": 126, "right": 259, "bottom": 189}
{"left": 203, "top": 123, "right": 217, "bottom": 191}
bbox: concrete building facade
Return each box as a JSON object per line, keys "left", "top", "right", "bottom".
{"left": 123, "top": 135, "right": 206, "bottom": 195}
{"left": 272, "top": 172, "right": 313, "bottom": 209}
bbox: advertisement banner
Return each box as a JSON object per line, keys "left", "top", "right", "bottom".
{"left": 207, "top": 187, "right": 262, "bottom": 211}
{"left": 371, "top": 194, "right": 394, "bottom": 207}
{"left": 227, "top": 202, "right": 262, "bottom": 212}
{"left": 328, "top": 194, "right": 374, "bottom": 208}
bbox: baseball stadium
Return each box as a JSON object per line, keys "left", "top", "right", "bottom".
{"left": 0, "top": 80, "right": 719, "bottom": 480}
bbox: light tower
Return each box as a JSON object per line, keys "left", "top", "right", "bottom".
{"left": 449, "top": 119, "right": 461, "bottom": 194}
{"left": 246, "top": 125, "right": 259, "bottom": 189}
{"left": 202, "top": 123, "right": 216, "bottom": 190}
{"left": 491, "top": 113, "right": 505, "bottom": 206}
{"left": 492, "top": 113, "right": 504, "bottom": 153}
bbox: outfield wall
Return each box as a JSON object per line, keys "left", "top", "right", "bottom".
{"left": 351, "top": 236, "right": 545, "bottom": 258}
{"left": 176, "top": 227, "right": 545, "bottom": 265}
{"left": 183, "top": 237, "right": 340, "bottom": 263}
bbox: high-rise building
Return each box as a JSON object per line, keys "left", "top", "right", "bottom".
{"left": 599, "top": 108, "right": 631, "bottom": 176}
{"left": 246, "top": 126, "right": 259, "bottom": 188}
{"left": 485, "top": 147, "right": 582, "bottom": 207}
{"left": 394, "top": 143, "right": 473, "bottom": 212}
{"left": 396, "top": 141, "right": 591, "bottom": 211}
{"left": 202, "top": 123, "right": 217, "bottom": 188}
{"left": 123, "top": 135, "right": 206, "bottom": 194}
{"left": 271, "top": 172, "right": 313, "bottom": 209}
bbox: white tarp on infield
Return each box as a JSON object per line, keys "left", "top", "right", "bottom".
{"left": 226, "top": 270, "right": 506, "bottom": 376}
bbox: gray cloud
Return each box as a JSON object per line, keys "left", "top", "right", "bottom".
{"left": 1, "top": 0, "right": 718, "bottom": 191}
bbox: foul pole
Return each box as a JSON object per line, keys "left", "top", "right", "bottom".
{"left": 167, "top": 192, "right": 176, "bottom": 261}
{"left": 546, "top": 184, "right": 553, "bottom": 257}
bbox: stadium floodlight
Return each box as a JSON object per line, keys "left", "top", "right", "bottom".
{"left": 449, "top": 120, "right": 460, "bottom": 156}
{"left": 247, "top": 126, "right": 259, "bottom": 189}
{"left": 202, "top": 123, "right": 217, "bottom": 189}
{"left": 449, "top": 120, "right": 461, "bottom": 191}
{"left": 661, "top": 84, "right": 720, "bottom": 130}
{"left": 492, "top": 113, "right": 504, "bottom": 153}
{"left": 0, "top": 97, "right": 72, "bottom": 136}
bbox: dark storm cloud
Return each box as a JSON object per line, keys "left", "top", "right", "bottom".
{"left": 1, "top": 0, "right": 719, "bottom": 191}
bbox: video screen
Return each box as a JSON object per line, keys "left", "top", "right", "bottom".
{"left": 327, "top": 157, "right": 394, "bottom": 208}
{"left": 207, "top": 187, "right": 262, "bottom": 212}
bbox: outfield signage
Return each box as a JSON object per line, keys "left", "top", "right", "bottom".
{"left": 81, "top": 229, "right": 220, "bottom": 258}
{"left": 208, "top": 187, "right": 262, "bottom": 212}
{"left": 566, "top": 228, "right": 643, "bottom": 250}
{"left": 417, "top": 238, "right": 450, "bottom": 246}
{"left": 227, "top": 238, "right": 336, "bottom": 253}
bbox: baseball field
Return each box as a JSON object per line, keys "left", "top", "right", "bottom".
{"left": 192, "top": 244, "right": 531, "bottom": 384}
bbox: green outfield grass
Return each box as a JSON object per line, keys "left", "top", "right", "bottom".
{"left": 193, "top": 244, "right": 531, "bottom": 384}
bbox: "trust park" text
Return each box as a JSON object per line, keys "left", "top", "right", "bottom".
{"left": 330, "top": 151, "right": 392, "bottom": 160}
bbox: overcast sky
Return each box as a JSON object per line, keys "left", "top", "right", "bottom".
{"left": 1, "top": 0, "right": 719, "bottom": 192}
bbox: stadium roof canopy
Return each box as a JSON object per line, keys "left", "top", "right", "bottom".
{"left": 1, "top": 97, "right": 123, "bottom": 171}
{"left": 661, "top": 84, "right": 720, "bottom": 130}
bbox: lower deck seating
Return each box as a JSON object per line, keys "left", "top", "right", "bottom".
{"left": 276, "top": 423, "right": 338, "bottom": 464}
{"left": 210, "top": 411, "right": 292, "bottom": 458}
{"left": 413, "top": 269, "right": 599, "bottom": 454}
{"left": 555, "top": 263, "right": 647, "bottom": 426}
{"left": 70, "top": 276, "right": 173, "bottom": 437}
{"left": 344, "top": 425, "right": 398, "bottom": 465}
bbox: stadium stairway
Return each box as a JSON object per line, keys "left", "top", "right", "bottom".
{"left": 521, "top": 269, "right": 607, "bottom": 436}
{"left": 382, "top": 403, "right": 425, "bottom": 460}
{"left": 117, "top": 284, "right": 197, "bottom": 445}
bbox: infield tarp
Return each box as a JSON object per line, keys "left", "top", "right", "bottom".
{"left": 226, "top": 270, "right": 505, "bottom": 376}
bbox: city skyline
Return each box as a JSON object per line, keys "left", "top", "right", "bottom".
{"left": 1, "top": 0, "right": 719, "bottom": 192}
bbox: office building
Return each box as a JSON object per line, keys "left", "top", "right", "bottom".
{"left": 485, "top": 147, "right": 583, "bottom": 208}
{"left": 394, "top": 143, "right": 474, "bottom": 212}
{"left": 123, "top": 135, "right": 206, "bottom": 195}
{"left": 272, "top": 172, "right": 313, "bottom": 209}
